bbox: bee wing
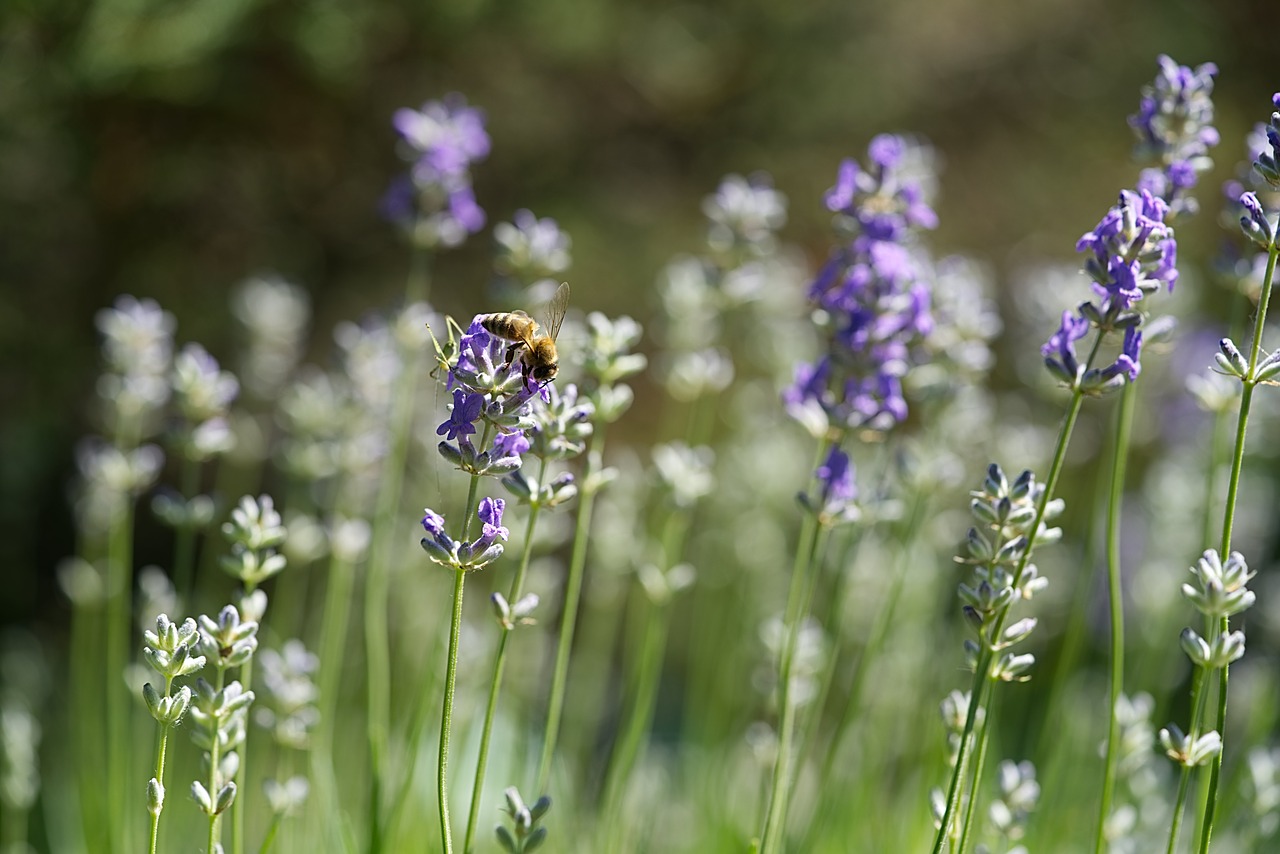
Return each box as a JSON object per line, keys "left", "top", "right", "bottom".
{"left": 543, "top": 282, "right": 570, "bottom": 341}
{"left": 507, "top": 310, "right": 537, "bottom": 347}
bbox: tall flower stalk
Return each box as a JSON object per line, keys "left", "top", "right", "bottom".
{"left": 366, "top": 93, "right": 490, "bottom": 853}
{"left": 536, "top": 312, "right": 645, "bottom": 793}
{"left": 141, "top": 615, "right": 205, "bottom": 854}
{"left": 463, "top": 382, "right": 591, "bottom": 852}
{"left": 763, "top": 135, "right": 937, "bottom": 853}
{"left": 933, "top": 180, "right": 1179, "bottom": 851}
{"left": 1094, "top": 55, "right": 1217, "bottom": 853}
{"left": 1162, "top": 93, "right": 1280, "bottom": 854}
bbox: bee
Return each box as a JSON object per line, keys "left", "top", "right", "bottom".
{"left": 479, "top": 282, "right": 570, "bottom": 385}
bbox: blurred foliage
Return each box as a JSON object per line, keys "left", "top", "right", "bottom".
{"left": 0, "top": 0, "right": 1276, "bottom": 626}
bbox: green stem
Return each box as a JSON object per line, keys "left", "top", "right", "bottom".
{"left": 207, "top": 668, "right": 227, "bottom": 854}
{"left": 1094, "top": 379, "right": 1136, "bottom": 854}
{"left": 602, "top": 597, "right": 672, "bottom": 822}
{"left": 314, "top": 498, "right": 359, "bottom": 839}
{"left": 956, "top": 698, "right": 992, "bottom": 854}
{"left": 537, "top": 424, "right": 608, "bottom": 792}
{"left": 232, "top": 650, "right": 255, "bottom": 854}
{"left": 1196, "top": 243, "right": 1279, "bottom": 853}
{"left": 1166, "top": 663, "right": 1213, "bottom": 854}
{"left": 259, "top": 813, "right": 284, "bottom": 854}
{"left": 759, "top": 504, "right": 827, "bottom": 854}
{"left": 463, "top": 459, "right": 547, "bottom": 853}
{"left": 437, "top": 566, "right": 467, "bottom": 854}
{"left": 386, "top": 451, "right": 488, "bottom": 847}
{"left": 932, "top": 388, "right": 1086, "bottom": 854}
{"left": 106, "top": 496, "right": 135, "bottom": 854}
{"left": 147, "top": 675, "right": 175, "bottom": 854}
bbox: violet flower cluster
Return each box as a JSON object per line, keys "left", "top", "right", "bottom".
{"left": 384, "top": 94, "right": 490, "bottom": 248}
{"left": 1129, "top": 55, "right": 1219, "bottom": 218}
{"left": 1042, "top": 188, "right": 1178, "bottom": 394}
{"left": 421, "top": 498, "right": 510, "bottom": 571}
{"left": 437, "top": 320, "right": 545, "bottom": 477}
{"left": 784, "top": 135, "right": 937, "bottom": 435}
{"left": 1238, "top": 94, "right": 1280, "bottom": 253}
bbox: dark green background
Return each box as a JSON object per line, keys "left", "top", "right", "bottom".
{"left": 0, "top": 0, "right": 1274, "bottom": 624}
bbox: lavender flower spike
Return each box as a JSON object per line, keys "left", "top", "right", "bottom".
{"left": 1130, "top": 55, "right": 1219, "bottom": 216}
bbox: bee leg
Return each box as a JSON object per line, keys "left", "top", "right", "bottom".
{"left": 502, "top": 342, "right": 520, "bottom": 369}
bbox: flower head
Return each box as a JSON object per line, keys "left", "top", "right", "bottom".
{"left": 1076, "top": 189, "right": 1178, "bottom": 313}
{"left": 384, "top": 94, "right": 490, "bottom": 248}
{"left": 788, "top": 137, "right": 939, "bottom": 434}
{"left": 1129, "top": 55, "right": 1219, "bottom": 216}
{"left": 437, "top": 389, "right": 484, "bottom": 443}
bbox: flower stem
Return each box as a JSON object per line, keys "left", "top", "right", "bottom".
{"left": 1094, "top": 379, "right": 1136, "bottom": 854}
{"left": 147, "top": 675, "right": 175, "bottom": 854}
{"left": 758, "top": 457, "right": 828, "bottom": 854}
{"left": 537, "top": 424, "right": 607, "bottom": 793}
{"left": 956, "top": 699, "right": 993, "bottom": 854}
{"left": 232, "top": 640, "right": 255, "bottom": 854}
{"left": 437, "top": 565, "right": 467, "bottom": 854}
{"left": 932, "top": 386, "right": 1086, "bottom": 854}
{"left": 105, "top": 496, "right": 135, "bottom": 854}
{"left": 207, "top": 668, "right": 227, "bottom": 854}
{"left": 386, "top": 438, "right": 488, "bottom": 847}
{"left": 1196, "top": 240, "right": 1279, "bottom": 854}
{"left": 463, "top": 459, "right": 547, "bottom": 853}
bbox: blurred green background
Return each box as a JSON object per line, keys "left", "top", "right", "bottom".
{"left": 0, "top": 0, "right": 1275, "bottom": 629}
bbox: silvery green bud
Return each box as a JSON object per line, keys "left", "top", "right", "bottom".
{"left": 1216, "top": 338, "right": 1249, "bottom": 380}
{"left": 992, "top": 652, "right": 1036, "bottom": 682}
{"left": 192, "top": 780, "right": 213, "bottom": 815}
{"left": 215, "top": 781, "right": 237, "bottom": 814}
{"left": 147, "top": 777, "right": 165, "bottom": 816}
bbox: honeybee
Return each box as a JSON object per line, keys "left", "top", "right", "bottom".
{"left": 479, "top": 282, "right": 570, "bottom": 385}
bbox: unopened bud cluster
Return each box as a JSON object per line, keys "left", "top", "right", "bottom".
{"left": 957, "top": 464, "right": 1061, "bottom": 681}
{"left": 496, "top": 786, "right": 551, "bottom": 853}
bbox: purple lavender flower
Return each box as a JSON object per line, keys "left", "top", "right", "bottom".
{"left": 420, "top": 500, "right": 509, "bottom": 570}
{"left": 421, "top": 508, "right": 457, "bottom": 564}
{"left": 475, "top": 497, "right": 508, "bottom": 549}
{"left": 1251, "top": 93, "right": 1280, "bottom": 190}
{"left": 1077, "top": 189, "right": 1178, "bottom": 314}
{"left": 450, "top": 319, "right": 541, "bottom": 406}
{"left": 385, "top": 94, "right": 490, "bottom": 248}
{"left": 786, "top": 138, "right": 937, "bottom": 434}
{"left": 437, "top": 389, "right": 484, "bottom": 443}
{"left": 824, "top": 135, "right": 938, "bottom": 243}
{"left": 1042, "top": 311, "right": 1091, "bottom": 383}
{"left": 1129, "top": 55, "right": 1219, "bottom": 217}
{"left": 492, "top": 430, "right": 531, "bottom": 461}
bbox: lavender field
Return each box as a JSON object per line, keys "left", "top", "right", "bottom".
{"left": 3, "top": 5, "right": 1280, "bottom": 853}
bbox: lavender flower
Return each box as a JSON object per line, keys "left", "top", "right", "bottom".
{"left": 1043, "top": 189, "right": 1178, "bottom": 392}
{"left": 385, "top": 94, "right": 490, "bottom": 248}
{"left": 1249, "top": 93, "right": 1280, "bottom": 190}
{"left": 785, "top": 136, "right": 937, "bottom": 434}
{"left": 438, "top": 389, "right": 485, "bottom": 444}
{"left": 420, "top": 499, "right": 510, "bottom": 570}
{"left": 1129, "top": 55, "right": 1219, "bottom": 217}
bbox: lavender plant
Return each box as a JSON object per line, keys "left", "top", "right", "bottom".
{"left": 763, "top": 134, "right": 937, "bottom": 854}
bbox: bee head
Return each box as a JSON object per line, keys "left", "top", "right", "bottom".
{"left": 531, "top": 362, "right": 558, "bottom": 383}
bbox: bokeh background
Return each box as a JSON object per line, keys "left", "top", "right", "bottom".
{"left": 0, "top": 0, "right": 1276, "bottom": 699}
